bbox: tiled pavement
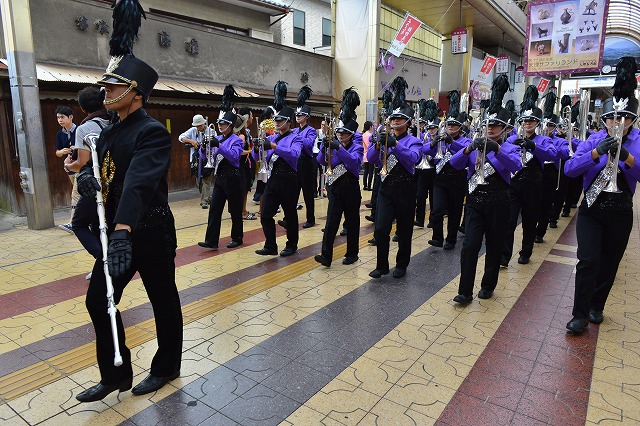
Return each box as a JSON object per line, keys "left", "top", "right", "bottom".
{"left": 1, "top": 188, "right": 639, "bottom": 425}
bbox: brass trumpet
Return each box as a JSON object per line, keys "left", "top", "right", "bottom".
{"left": 325, "top": 113, "right": 336, "bottom": 175}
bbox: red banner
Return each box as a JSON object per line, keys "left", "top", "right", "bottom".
{"left": 480, "top": 55, "right": 498, "bottom": 75}
{"left": 537, "top": 78, "right": 550, "bottom": 93}
{"left": 388, "top": 13, "right": 423, "bottom": 57}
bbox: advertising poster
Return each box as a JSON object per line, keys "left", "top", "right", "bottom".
{"left": 525, "top": 0, "right": 610, "bottom": 75}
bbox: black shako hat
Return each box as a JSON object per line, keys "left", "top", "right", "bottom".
{"left": 217, "top": 110, "right": 238, "bottom": 125}
{"left": 519, "top": 107, "right": 543, "bottom": 122}
{"left": 98, "top": 0, "right": 157, "bottom": 102}
{"left": 485, "top": 108, "right": 511, "bottom": 126}
{"left": 602, "top": 57, "right": 639, "bottom": 120}
{"left": 336, "top": 118, "right": 359, "bottom": 134}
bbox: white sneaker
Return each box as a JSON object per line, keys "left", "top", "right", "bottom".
{"left": 85, "top": 272, "right": 92, "bottom": 280}
{"left": 58, "top": 223, "right": 74, "bottom": 234}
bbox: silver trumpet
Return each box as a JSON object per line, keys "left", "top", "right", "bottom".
{"left": 434, "top": 120, "right": 446, "bottom": 160}
{"left": 325, "top": 113, "right": 336, "bottom": 175}
{"left": 203, "top": 118, "right": 217, "bottom": 169}
{"left": 602, "top": 99, "right": 627, "bottom": 193}
{"left": 561, "top": 105, "right": 574, "bottom": 157}
{"left": 474, "top": 123, "right": 489, "bottom": 185}
{"left": 256, "top": 123, "right": 269, "bottom": 182}
{"left": 416, "top": 129, "right": 433, "bottom": 170}
{"left": 517, "top": 122, "right": 528, "bottom": 169}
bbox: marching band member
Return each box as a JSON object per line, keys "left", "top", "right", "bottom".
{"left": 414, "top": 99, "right": 436, "bottom": 229}
{"left": 367, "top": 77, "right": 422, "bottom": 279}
{"left": 74, "top": 0, "right": 182, "bottom": 400}
{"left": 314, "top": 88, "right": 363, "bottom": 267}
{"left": 555, "top": 101, "right": 583, "bottom": 219}
{"left": 295, "top": 86, "right": 318, "bottom": 228}
{"left": 254, "top": 81, "right": 303, "bottom": 257}
{"left": 198, "top": 86, "right": 244, "bottom": 250}
{"left": 426, "top": 92, "right": 471, "bottom": 250}
{"left": 450, "top": 75, "right": 521, "bottom": 304}
{"left": 502, "top": 85, "right": 557, "bottom": 266}
{"left": 565, "top": 57, "right": 640, "bottom": 333}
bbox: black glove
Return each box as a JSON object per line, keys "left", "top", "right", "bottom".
{"left": 470, "top": 138, "right": 485, "bottom": 152}
{"left": 522, "top": 139, "right": 535, "bottom": 151}
{"left": 262, "top": 140, "right": 273, "bottom": 150}
{"left": 485, "top": 140, "right": 499, "bottom": 153}
{"left": 378, "top": 132, "right": 397, "bottom": 147}
{"left": 107, "top": 229, "right": 132, "bottom": 279}
{"left": 610, "top": 144, "right": 630, "bottom": 162}
{"left": 208, "top": 138, "right": 220, "bottom": 148}
{"left": 76, "top": 168, "right": 101, "bottom": 198}
{"left": 437, "top": 134, "right": 453, "bottom": 145}
{"left": 596, "top": 137, "right": 616, "bottom": 156}
{"left": 329, "top": 139, "right": 340, "bottom": 150}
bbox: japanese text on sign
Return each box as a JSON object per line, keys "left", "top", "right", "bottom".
{"left": 388, "top": 13, "right": 423, "bottom": 57}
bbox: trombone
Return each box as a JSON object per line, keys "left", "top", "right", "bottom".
{"left": 203, "top": 117, "right": 217, "bottom": 169}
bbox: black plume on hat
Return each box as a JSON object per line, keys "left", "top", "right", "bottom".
{"left": 297, "top": 85, "right": 313, "bottom": 107}
{"left": 561, "top": 95, "right": 572, "bottom": 110}
{"left": 447, "top": 91, "right": 460, "bottom": 119}
{"left": 382, "top": 89, "right": 393, "bottom": 117}
{"left": 571, "top": 101, "right": 580, "bottom": 123}
{"left": 425, "top": 99, "right": 438, "bottom": 122}
{"left": 390, "top": 77, "right": 409, "bottom": 111}
{"left": 339, "top": 87, "right": 360, "bottom": 124}
{"left": 613, "top": 57, "right": 638, "bottom": 100}
{"left": 488, "top": 74, "right": 509, "bottom": 114}
{"left": 479, "top": 99, "right": 490, "bottom": 111}
{"left": 221, "top": 85, "right": 239, "bottom": 113}
{"left": 521, "top": 85, "right": 539, "bottom": 112}
{"left": 418, "top": 99, "right": 428, "bottom": 118}
{"left": 273, "top": 81, "right": 288, "bottom": 111}
{"left": 543, "top": 91, "right": 557, "bottom": 119}
{"left": 109, "top": 0, "right": 145, "bottom": 57}
{"left": 505, "top": 100, "right": 515, "bottom": 116}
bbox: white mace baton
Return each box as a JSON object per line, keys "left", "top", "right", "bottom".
{"left": 83, "top": 133, "right": 123, "bottom": 367}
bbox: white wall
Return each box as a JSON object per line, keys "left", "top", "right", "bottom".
{"left": 271, "top": 0, "right": 332, "bottom": 56}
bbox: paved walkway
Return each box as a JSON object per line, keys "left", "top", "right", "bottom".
{"left": 0, "top": 187, "right": 639, "bottom": 425}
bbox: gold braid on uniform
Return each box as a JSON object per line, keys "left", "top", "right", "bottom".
{"left": 101, "top": 151, "right": 115, "bottom": 203}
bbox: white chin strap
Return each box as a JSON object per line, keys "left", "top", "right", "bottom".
{"left": 275, "top": 119, "right": 289, "bottom": 131}
{"left": 337, "top": 133, "right": 351, "bottom": 143}
{"left": 390, "top": 119, "right": 409, "bottom": 130}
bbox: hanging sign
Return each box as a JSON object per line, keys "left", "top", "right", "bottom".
{"left": 537, "top": 78, "right": 550, "bottom": 93}
{"left": 451, "top": 27, "right": 468, "bottom": 54}
{"left": 479, "top": 55, "right": 498, "bottom": 78}
{"left": 388, "top": 13, "right": 423, "bottom": 57}
{"left": 524, "top": 0, "right": 610, "bottom": 75}
{"left": 496, "top": 54, "right": 510, "bottom": 74}
{"left": 515, "top": 66, "right": 525, "bottom": 83}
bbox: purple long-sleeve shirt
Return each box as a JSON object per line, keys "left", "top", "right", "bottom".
{"left": 450, "top": 140, "right": 522, "bottom": 184}
{"left": 215, "top": 133, "right": 243, "bottom": 168}
{"left": 251, "top": 131, "right": 303, "bottom": 172}
{"left": 550, "top": 135, "right": 571, "bottom": 168}
{"left": 366, "top": 132, "right": 422, "bottom": 174}
{"left": 295, "top": 125, "right": 317, "bottom": 157}
{"left": 564, "top": 128, "right": 640, "bottom": 194}
{"left": 505, "top": 133, "right": 557, "bottom": 166}
{"left": 316, "top": 139, "right": 364, "bottom": 178}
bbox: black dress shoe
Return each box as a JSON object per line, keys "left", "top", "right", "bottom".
{"left": 76, "top": 378, "right": 132, "bottom": 402}
{"left": 369, "top": 268, "right": 389, "bottom": 279}
{"left": 453, "top": 294, "right": 473, "bottom": 304}
{"left": 392, "top": 234, "right": 399, "bottom": 242}
{"left": 534, "top": 236, "right": 544, "bottom": 244}
{"left": 500, "top": 257, "right": 509, "bottom": 268}
{"left": 566, "top": 317, "right": 589, "bottom": 334}
{"left": 443, "top": 242, "right": 455, "bottom": 250}
{"left": 280, "top": 247, "right": 297, "bottom": 257}
{"left": 365, "top": 215, "right": 375, "bottom": 222}
{"left": 277, "top": 220, "right": 287, "bottom": 229}
{"left": 549, "top": 221, "right": 558, "bottom": 229}
{"left": 297, "top": 204, "right": 303, "bottom": 210}
{"left": 131, "top": 371, "right": 180, "bottom": 396}
{"left": 365, "top": 203, "right": 373, "bottom": 209}
{"left": 518, "top": 256, "right": 530, "bottom": 264}
{"left": 589, "top": 309, "right": 604, "bottom": 324}
{"left": 342, "top": 256, "right": 358, "bottom": 265}
{"left": 226, "top": 240, "right": 242, "bottom": 249}
{"left": 561, "top": 210, "right": 570, "bottom": 217}
{"left": 428, "top": 239, "right": 443, "bottom": 248}
{"left": 314, "top": 254, "right": 331, "bottom": 267}
{"left": 478, "top": 288, "right": 493, "bottom": 299}
{"left": 414, "top": 221, "right": 424, "bottom": 228}
{"left": 426, "top": 222, "right": 433, "bottom": 229}
{"left": 302, "top": 222, "right": 315, "bottom": 229}
{"left": 392, "top": 268, "right": 406, "bottom": 278}
{"left": 368, "top": 237, "right": 377, "bottom": 245}
{"left": 340, "top": 228, "right": 348, "bottom": 236}
{"left": 256, "top": 247, "right": 278, "bottom": 255}
{"left": 198, "top": 241, "right": 218, "bottom": 249}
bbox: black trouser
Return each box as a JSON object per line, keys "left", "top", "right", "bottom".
{"left": 573, "top": 207, "right": 632, "bottom": 319}
{"left": 536, "top": 163, "right": 559, "bottom": 238}
{"left": 430, "top": 173, "right": 466, "bottom": 244}
{"left": 86, "top": 213, "right": 182, "bottom": 385}
{"left": 374, "top": 176, "right": 417, "bottom": 271}
{"left": 564, "top": 175, "right": 582, "bottom": 211}
{"left": 297, "top": 154, "right": 317, "bottom": 224}
{"left": 321, "top": 175, "right": 361, "bottom": 262}
{"left": 503, "top": 176, "right": 542, "bottom": 261}
{"left": 459, "top": 200, "right": 510, "bottom": 297}
{"left": 261, "top": 174, "right": 301, "bottom": 251}
{"left": 204, "top": 173, "right": 244, "bottom": 245}
{"left": 72, "top": 195, "right": 101, "bottom": 259}
{"left": 550, "top": 160, "right": 569, "bottom": 222}
{"left": 370, "top": 171, "right": 381, "bottom": 218}
{"left": 415, "top": 168, "right": 436, "bottom": 226}
{"left": 363, "top": 162, "right": 374, "bottom": 189}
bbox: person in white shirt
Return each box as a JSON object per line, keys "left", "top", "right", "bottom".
{"left": 179, "top": 115, "right": 214, "bottom": 208}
